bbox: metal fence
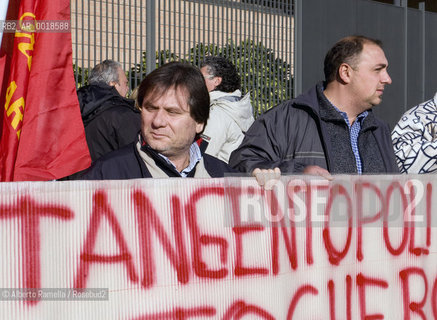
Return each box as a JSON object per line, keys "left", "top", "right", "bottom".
{"left": 71, "top": 0, "right": 295, "bottom": 115}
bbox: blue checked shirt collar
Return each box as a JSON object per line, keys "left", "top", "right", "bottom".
{"left": 330, "top": 104, "right": 368, "bottom": 174}
{"left": 158, "top": 142, "right": 202, "bottom": 177}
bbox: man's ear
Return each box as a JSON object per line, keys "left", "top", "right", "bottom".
{"left": 214, "top": 76, "right": 222, "bottom": 87}
{"left": 195, "top": 122, "right": 205, "bottom": 134}
{"left": 338, "top": 63, "right": 352, "bottom": 84}
{"left": 109, "top": 80, "right": 117, "bottom": 87}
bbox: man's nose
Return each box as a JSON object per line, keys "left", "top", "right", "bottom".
{"left": 382, "top": 70, "right": 392, "bottom": 84}
{"left": 151, "top": 109, "right": 167, "bottom": 127}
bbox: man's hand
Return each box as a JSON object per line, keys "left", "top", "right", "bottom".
{"left": 303, "top": 165, "right": 333, "bottom": 180}
{"left": 252, "top": 168, "right": 281, "bottom": 190}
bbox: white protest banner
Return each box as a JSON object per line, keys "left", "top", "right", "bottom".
{"left": 0, "top": 175, "right": 436, "bottom": 319}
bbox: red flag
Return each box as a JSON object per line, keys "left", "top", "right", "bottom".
{"left": 0, "top": 0, "right": 91, "bottom": 181}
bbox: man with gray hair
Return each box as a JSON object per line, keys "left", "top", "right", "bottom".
{"left": 77, "top": 59, "right": 141, "bottom": 162}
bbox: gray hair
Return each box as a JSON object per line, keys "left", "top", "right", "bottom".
{"left": 89, "top": 59, "right": 122, "bottom": 85}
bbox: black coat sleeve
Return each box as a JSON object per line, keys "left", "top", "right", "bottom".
{"left": 228, "top": 103, "right": 298, "bottom": 174}
{"left": 376, "top": 120, "right": 400, "bottom": 173}
{"left": 80, "top": 143, "right": 145, "bottom": 180}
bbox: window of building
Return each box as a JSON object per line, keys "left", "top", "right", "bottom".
{"left": 408, "top": 0, "right": 437, "bottom": 12}
{"left": 371, "top": 0, "right": 437, "bottom": 12}
{"left": 372, "top": 0, "right": 393, "bottom": 4}
{"left": 240, "top": 0, "right": 293, "bottom": 15}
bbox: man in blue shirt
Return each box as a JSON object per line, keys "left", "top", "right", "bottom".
{"left": 82, "top": 62, "right": 234, "bottom": 179}
{"left": 229, "top": 35, "right": 399, "bottom": 185}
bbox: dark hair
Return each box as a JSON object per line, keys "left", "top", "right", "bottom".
{"left": 324, "top": 35, "right": 383, "bottom": 83}
{"left": 200, "top": 56, "right": 241, "bottom": 92}
{"left": 137, "top": 61, "right": 210, "bottom": 128}
{"left": 89, "top": 59, "right": 122, "bottom": 85}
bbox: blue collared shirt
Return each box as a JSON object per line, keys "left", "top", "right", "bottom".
{"left": 158, "top": 142, "right": 202, "bottom": 177}
{"left": 331, "top": 105, "right": 368, "bottom": 174}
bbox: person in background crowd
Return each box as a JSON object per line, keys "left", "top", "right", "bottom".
{"left": 199, "top": 56, "right": 254, "bottom": 163}
{"left": 77, "top": 59, "right": 141, "bottom": 162}
{"left": 129, "top": 85, "right": 141, "bottom": 110}
{"left": 229, "top": 35, "right": 399, "bottom": 187}
{"left": 81, "top": 61, "right": 235, "bottom": 180}
{"left": 392, "top": 92, "right": 437, "bottom": 173}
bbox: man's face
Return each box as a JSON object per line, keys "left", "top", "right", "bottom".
{"left": 141, "top": 87, "right": 204, "bottom": 161}
{"left": 114, "top": 68, "right": 129, "bottom": 97}
{"left": 348, "top": 43, "right": 392, "bottom": 110}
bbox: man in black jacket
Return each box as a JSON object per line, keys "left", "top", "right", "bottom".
{"left": 81, "top": 62, "right": 234, "bottom": 180}
{"left": 229, "top": 35, "right": 399, "bottom": 186}
{"left": 77, "top": 59, "right": 141, "bottom": 162}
